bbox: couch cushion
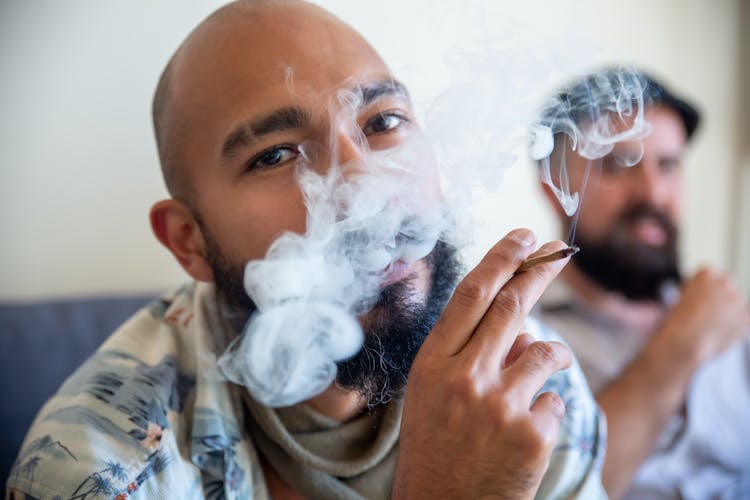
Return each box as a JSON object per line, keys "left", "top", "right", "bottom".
{"left": 0, "top": 294, "right": 154, "bottom": 488}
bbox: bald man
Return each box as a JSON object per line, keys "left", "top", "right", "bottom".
{"left": 7, "top": 2, "right": 606, "bottom": 498}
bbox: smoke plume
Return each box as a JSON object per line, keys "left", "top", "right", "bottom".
{"left": 218, "top": 64, "right": 653, "bottom": 407}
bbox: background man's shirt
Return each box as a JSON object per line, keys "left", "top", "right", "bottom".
{"left": 536, "top": 279, "right": 750, "bottom": 499}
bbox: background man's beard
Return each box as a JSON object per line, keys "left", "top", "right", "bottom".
{"left": 572, "top": 203, "right": 681, "bottom": 301}
{"left": 204, "top": 233, "right": 461, "bottom": 408}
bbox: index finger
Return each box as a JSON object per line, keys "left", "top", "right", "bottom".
{"left": 463, "top": 240, "right": 570, "bottom": 369}
{"left": 425, "top": 228, "right": 537, "bottom": 357}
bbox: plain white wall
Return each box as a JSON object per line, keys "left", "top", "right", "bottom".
{"left": 0, "top": 0, "right": 744, "bottom": 300}
{"left": 734, "top": 0, "right": 750, "bottom": 298}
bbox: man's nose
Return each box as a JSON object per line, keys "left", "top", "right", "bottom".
{"left": 329, "top": 125, "right": 369, "bottom": 173}
{"left": 629, "top": 162, "right": 669, "bottom": 206}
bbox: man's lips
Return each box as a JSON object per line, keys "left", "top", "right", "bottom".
{"left": 628, "top": 218, "right": 667, "bottom": 246}
{"left": 378, "top": 259, "right": 415, "bottom": 287}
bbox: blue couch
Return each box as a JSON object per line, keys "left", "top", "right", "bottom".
{"left": 0, "top": 294, "right": 155, "bottom": 489}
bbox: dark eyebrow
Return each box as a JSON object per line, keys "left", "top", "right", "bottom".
{"left": 221, "top": 106, "right": 310, "bottom": 159}
{"left": 359, "top": 79, "right": 410, "bottom": 107}
{"left": 220, "top": 80, "right": 409, "bottom": 160}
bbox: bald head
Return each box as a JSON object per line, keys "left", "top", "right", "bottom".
{"left": 152, "top": 0, "right": 387, "bottom": 204}
{"left": 152, "top": 53, "right": 179, "bottom": 197}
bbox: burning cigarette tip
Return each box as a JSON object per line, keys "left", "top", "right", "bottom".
{"left": 561, "top": 245, "right": 580, "bottom": 257}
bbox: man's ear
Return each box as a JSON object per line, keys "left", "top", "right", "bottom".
{"left": 150, "top": 199, "right": 214, "bottom": 282}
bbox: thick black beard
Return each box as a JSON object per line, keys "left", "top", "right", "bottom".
{"left": 200, "top": 221, "right": 462, "bottom": 407}
{"left": 334, "top": 240, "right": 461, "bottom": 408}
{"left": 202, "top": 239, "right": 259, "bottom": 336}
{"left": 572, "top": 203, "right": 681, "bottom": 301}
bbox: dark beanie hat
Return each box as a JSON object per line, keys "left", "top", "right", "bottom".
{"left": 539, "top": 67, "right": 701, "bottom": 141}
{"left": 642, "top": 72, "right": 700, "bottom": 139}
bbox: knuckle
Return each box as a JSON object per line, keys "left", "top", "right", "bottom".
{"left": 490, "top": 394, "right": 524, "bottom": 427}
{"left": 492, "top": 289, "right": 526, "bottom": 317}
{"left": 531, "top": 434, "right": 555, "bottom": 459}
{"left": 491, "top": 243, "right": 524, "bottom": 270}
{"left": 520, "top": 419, "right": 557, "bottom": 459}
{"left": 543, "top": 392, "right": 566, "bottom": 421}
{"left": 484, "top": 233, "right": 531, "bottom": 272}
{"left": 526, "top": 341, "right": 559, "bottom": 366}
{"left": 454, "top": 277, "right": 493, "bottom": 306}
{"left": 513, "top": 423, "right": 547, "bottom": 458}
{"left": 445, "top": 370, "right": 483, "bottom": 401}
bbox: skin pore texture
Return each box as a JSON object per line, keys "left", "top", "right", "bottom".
{"left": 543, "top": 106, "right": 750, "bottom": 497}
{"left": 151, "top": 1, "right": 577, "bottom": 497}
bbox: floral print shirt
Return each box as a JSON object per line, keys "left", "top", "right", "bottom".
{"left": 7, "top": 282, "right": 607, "bottom": 499}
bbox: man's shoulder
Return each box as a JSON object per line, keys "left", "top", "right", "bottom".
{"left": 6, "top": 284, "right": 211, "bottom": 499}
{"left": 6, "top": 354, "right": 197, "bottom": 499}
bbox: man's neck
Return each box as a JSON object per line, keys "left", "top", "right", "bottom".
{"left": 561, "top": 264, "right": 667, "bottom": 335}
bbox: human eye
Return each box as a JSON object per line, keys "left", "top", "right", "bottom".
{"left": 659, "top": 156, "right": 681, "bottom": 173}
{"left": 601, "top": 150, "right": 641, "bottom": 175}
{"left": 245, "top": 144, "right": 298, "bottom": 172}
{"left": 362, "top": 111, "right": 411, "bottom": 135}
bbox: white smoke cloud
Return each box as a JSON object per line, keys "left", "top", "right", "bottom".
{"left": 217, "top": 61, "right": 653, "bottom": 408}
{"left": 530, "top": 66, "right": 652, "bottom": 216}
{"left": 218, "top": 86, "right": 451, "bottom": 407}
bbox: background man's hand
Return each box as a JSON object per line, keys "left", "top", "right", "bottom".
{"left": 597, "top": 266, "right": 750, "bottom": 498}
{"left": 657, "top": 267, "right": 750, "bottom": 368}
{"left": 392, "top": 229, "right": 573, "bottom": 500}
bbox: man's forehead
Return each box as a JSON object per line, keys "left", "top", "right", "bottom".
{"left": 172, "top": 3, "right": 387, "bottom": 97}
{"left": 166, "top": 1, "right": 392, "bottom": 134}
{"left": 157, "top": 0, "right": 396, "bottom": 174}
{"left": 612, "top": 107, "right": 685, "bottom": 153}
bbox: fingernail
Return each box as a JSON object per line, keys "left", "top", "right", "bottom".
{"left": 508, "top": 229, "right": 536, "bottom": 247}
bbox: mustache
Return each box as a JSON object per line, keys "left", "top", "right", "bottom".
{"left": 616, "top": 203, "right": 677, "bottom": 237}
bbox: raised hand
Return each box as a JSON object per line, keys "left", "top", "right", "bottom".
{"left": 597, "top": 267, "right": 749, "bottom": 497}
{"left": 392, "top": 229, "right": 573, "bottom": 499}
{"left": 657, "top": 267, "right": 749, "bottom": 367}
